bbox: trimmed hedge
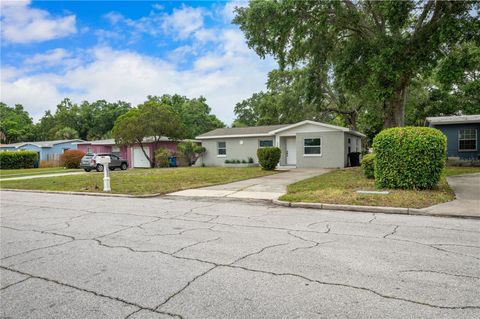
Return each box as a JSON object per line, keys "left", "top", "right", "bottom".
{"left": 257, "top": 147, "right": 281, "bottom": 170}
{"left": 361, "top": 153, "right": 375, "bottom": 179}
{"left": 0, "top": 150, "right": 38, "bottom": 169}
{"left": 60, "top": 150, "right": 85, "bottom": 169}
{"left": 373, "top": 127, "right": 446, "bottom": 189}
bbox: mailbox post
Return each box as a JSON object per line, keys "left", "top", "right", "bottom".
{"left": 96, "top": 156, "right": 111, "bottom": 192}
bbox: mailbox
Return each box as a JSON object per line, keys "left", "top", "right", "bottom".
{"left": 96, "top": 155, "right": 111, "bottom": 192}
{"left": 96, "top": 156, "right": 111, "bottom": 164}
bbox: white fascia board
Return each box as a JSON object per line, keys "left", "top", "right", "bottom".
{"left": 269, "top": 120, "right": 349, "bottom": 134}
{"left": 196, "top": 133, "right": 274, "bottom": 140}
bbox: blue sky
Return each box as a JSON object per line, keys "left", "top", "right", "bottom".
{"left": 1, "top": 0, "right": 276, "bottom": 124}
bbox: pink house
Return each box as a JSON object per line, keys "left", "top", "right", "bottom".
{"left": 76, "top": 138, "right": 180, "bottom": 168}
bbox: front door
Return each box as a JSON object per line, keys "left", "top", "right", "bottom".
{"left": 286, "top": 137, "right": 296, "bottom": 165}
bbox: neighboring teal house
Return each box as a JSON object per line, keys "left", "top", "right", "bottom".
{"left": 426, "top": 115, "right": 480, "bottom": 160}
{"left": 0, "top": 139, "right": 84, "bottom": 161}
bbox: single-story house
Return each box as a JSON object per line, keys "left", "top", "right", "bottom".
{"left": 0, "top": 139, "right": 84, "bottom": 162}
{"left": 76, "top": 137, "right": 182, "bottom": 168}
{"left": 426, "top": 115, "right": 480, "bottom": 160}
{"left": 196, "top": 120, "right": 365, "bottom": 168}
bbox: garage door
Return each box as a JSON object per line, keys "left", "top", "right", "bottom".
{"left": 133, "top": 147, "right": 151, "bottom": 168}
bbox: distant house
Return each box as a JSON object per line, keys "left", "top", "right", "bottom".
{"left": 196, "top": 120, "right": 365, "bottom": 168}
{"left": 426, "top": 115, "right": 480, "bottom": 160}
{"left": 0, "top": 139, "right": 84, "bottom": 162}
{"left": 76, "top": 137, "right": 182, "bottom": 168}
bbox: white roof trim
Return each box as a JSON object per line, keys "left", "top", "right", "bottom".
{"left": 196, "top": 133, "right": 274, "bottom": 139}
{"left": 269, "top": 120, "right": 349, "bottom": 134}
{"left": 270, "top": 120, "right": 366, "bottom": 137}
{"left": 196, "top": 120, "right": 365, "bottom": 139}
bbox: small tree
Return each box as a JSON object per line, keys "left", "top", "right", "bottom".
{"left": 112, "top": 100, "right": 184, "bottom": 167}
{"left": 54, "top": 126, "right": 79, "bottom": 140}
{"left": 177, "top": 141, "right": 206, "bottom": 166}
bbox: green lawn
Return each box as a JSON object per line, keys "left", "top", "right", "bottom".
{"left": 0, "top": 167, "right": 80, "bottom": 178}
{"left": 0, "top": 167, "right": 276, "bottom": 195}
{"left": 280, "top": 166, "right": 480, "bottom": 209}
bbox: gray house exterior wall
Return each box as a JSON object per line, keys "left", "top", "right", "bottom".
{"left": 295, "top": 131, "right": 345, "bottom": 168}
{"left": 429, "top": 123, "right": 480, "bottom": 160}
{"left": 200, "top": 137, "right": 274, "bottom": 166}
{"left": 197, "top": 121, "right": 365, "bottom": 168}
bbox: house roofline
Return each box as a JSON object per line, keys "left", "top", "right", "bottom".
{"left": 196, "top": 133, "right": 274, "bottom": 140}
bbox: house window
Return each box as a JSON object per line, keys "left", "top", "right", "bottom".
{"left": 87, "top": 147, "right": 93, "bottom": 154}
{"left": 459, "top": 129, "right": 477, "bottom": 151}
{"left": 304, "top": 138, "right": 321, "bottom": 155}
{"left": 259, "top": 140, "right": 274, "bottom": 148}
{"left": 112, "top": 146, "right": 120, "bottom": 156}
{"left": 217, "top": 142, "right": 226, "bottom": 156}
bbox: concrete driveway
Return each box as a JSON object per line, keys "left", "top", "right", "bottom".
{"left": 1, "top": 190, "right": 479, "bottom": 318}
{"left": 424, "top": 173, "right": 480, "bottom": 217}
{"left": 169, "top": 168, "right": 329, "bottom": 200}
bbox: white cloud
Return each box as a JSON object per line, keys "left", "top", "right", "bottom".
{"left": 2, "top": 41, "right": 275, "bottom": 123}
{"left": 0, "top": 0, "right": 77, "bottom": 44}
{"left": 161, "top": 5, "right": 205, "bottom": 39}
{"left": 1, "top": 2, "right": 276, "bottom": 124}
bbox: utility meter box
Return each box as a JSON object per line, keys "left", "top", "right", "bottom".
{"left": 96, "top": 156, "right": 111, "bottom": 164}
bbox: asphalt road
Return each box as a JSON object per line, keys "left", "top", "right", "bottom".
{"left": 1, "top": 191, "right": 479, "bottom": 319}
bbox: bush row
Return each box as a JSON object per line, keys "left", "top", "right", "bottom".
{"left": 225, "top": 158, "right": 254, "bottom": 164}
{"left": 0, "top": 151, "right": 38, "bottom": 169}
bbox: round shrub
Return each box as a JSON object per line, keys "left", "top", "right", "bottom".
{"left": 60, "top": 150, "right": 85, "bottom": 169}
{"left": 155, "top": 147, "right": 172, "bottom": 168}
{"left": 361, "top": 153, "right": 375, "bottom": 179}
{"left": 257, "top": 147, "right": 281, "bottom": 170}
{"left": 373, "top": 127, "right": 446, "bottom": 189}
{"left": 0, "top": 150, "right": 37, "bottom": 169}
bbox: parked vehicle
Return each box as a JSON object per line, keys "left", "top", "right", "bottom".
{"left": 80, "top": 153, "right": 128, "bottom": 172}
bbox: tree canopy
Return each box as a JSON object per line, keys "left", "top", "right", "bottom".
{"left": 145, "top": 94, "right": 225, "bottom": 139}
{"left": 112, "top": 99, "right": 184, "bottom": 167}
{"left": 0, "top": 103, "right": 35, "bottom": 144}
{"left": 234, "top": 0, "right": 479, "bottom": 128}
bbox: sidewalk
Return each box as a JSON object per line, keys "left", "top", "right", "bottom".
{"left": 0, "top": 172, "right": 85, "bottom": 181}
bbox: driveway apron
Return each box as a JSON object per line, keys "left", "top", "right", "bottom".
{"left": 169, "top": 168, "right": 329, "bottom": 200}
{"left": 423, "top": 173, "right": 480, "bottom": 218}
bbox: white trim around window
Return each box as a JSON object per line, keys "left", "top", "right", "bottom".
{"left": 258, "top": 139, "right": 274, "bottom": 148}
{"left": 303, "top": 138, "right": 322, "bottom": 156}
{"left": 217, "top": 141, "right": 227, "bottom": 157}
{"left": 458, "top": 128, "right": 477, "bottom": 152}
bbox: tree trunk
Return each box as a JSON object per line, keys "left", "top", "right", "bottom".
{"left": 384, "top": 83, "right": 407, "bottom": 128}
{"left": 138, "top": 142, "right": 153, "bottom": 168}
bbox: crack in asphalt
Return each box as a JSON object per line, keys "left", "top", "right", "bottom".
{"left": 0, "top": 265, "right": 183, "bottom": 319}
{"left": 383, "top": 225, "right": 400, "bottom": 238}
{"left": 398, "top": 269, "right": 480, "bottom": 280}
{"left": 287, "top": 231, "right": 336, "bottom": 252}
{"left": 154, "top": 242, "right": 289, "bottom": 311}
{"left": 3, "top": 195, "right": 480, "bottom": 313}
{"left": 224, "top": 265, "right": 480, "bottom": 310}
{"left": 171, "top": 237, "right": 221, "bottom": 255}
{"left": 0, "top": 276, "right": 31, "bottom": 291}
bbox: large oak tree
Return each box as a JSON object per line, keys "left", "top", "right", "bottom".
{"left": 234, "top": 0, "right": 478, "bottom": 127}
